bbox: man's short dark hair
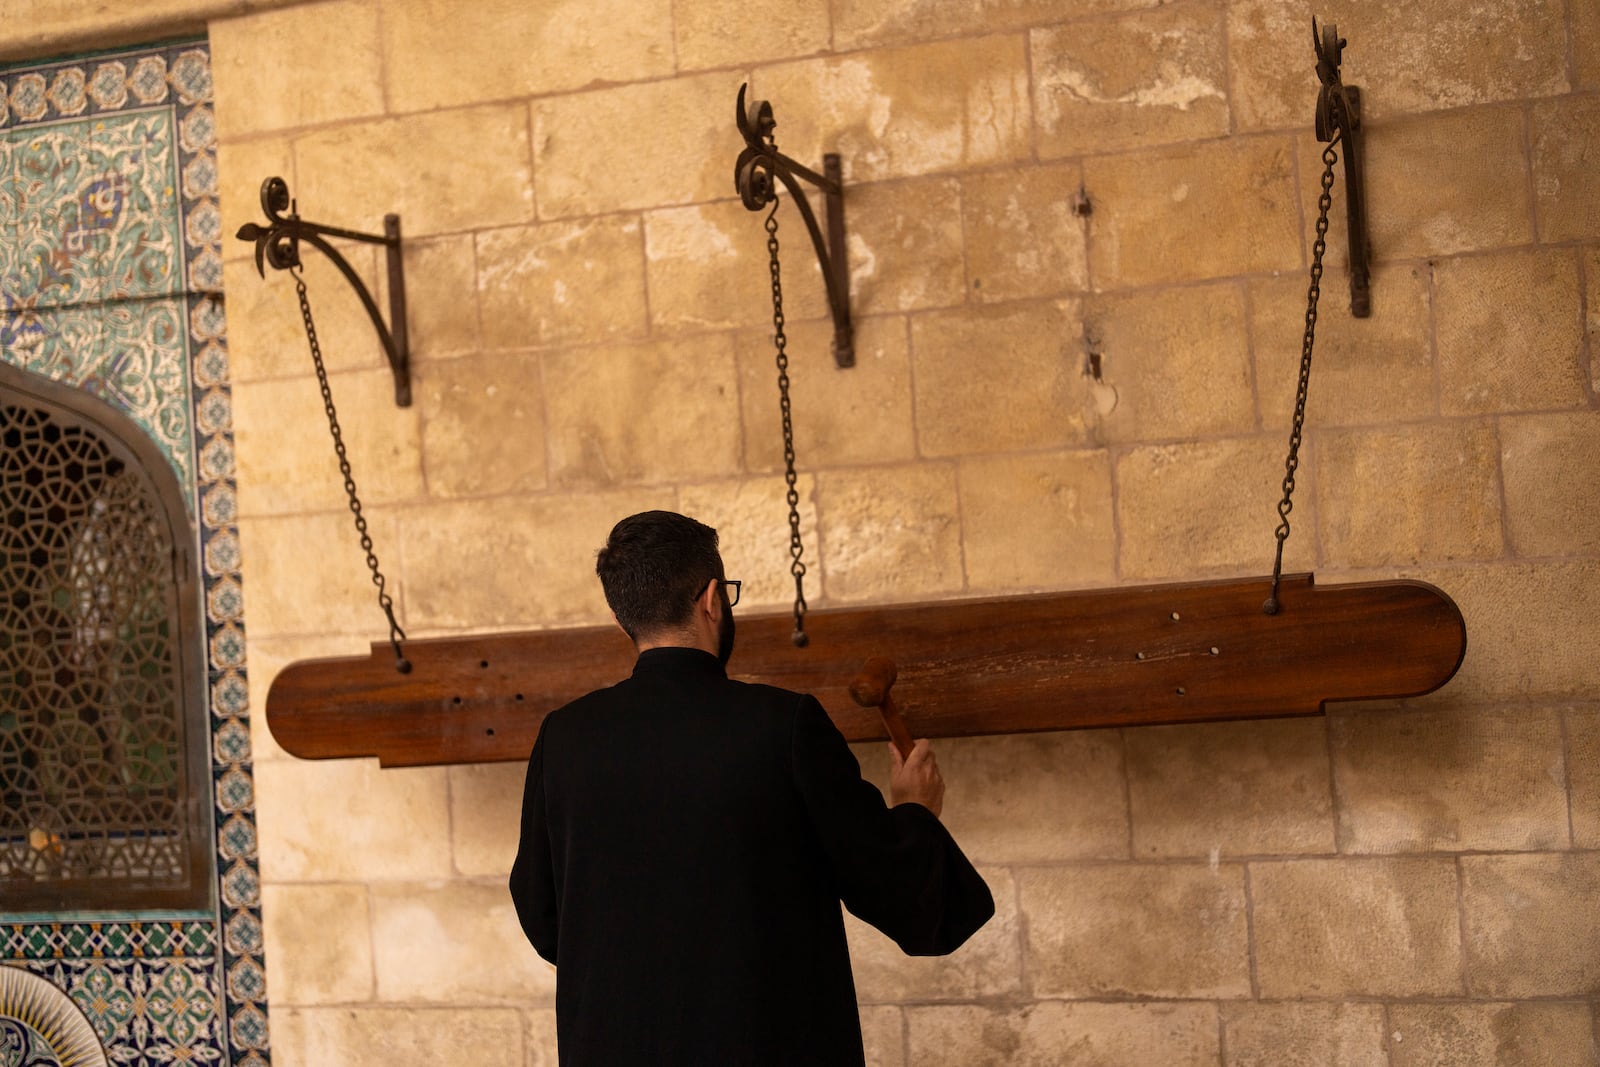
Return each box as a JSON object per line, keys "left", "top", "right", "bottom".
{"left": 596, "top": 511, "right": 724, "bottom": 639}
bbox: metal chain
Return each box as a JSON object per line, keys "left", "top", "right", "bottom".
{"left": 1264, "top": 133, "right": 1342, "bottom": 616}
{"left": 292, "top": 264, "right": 411, "bottom": 671}
{"left": 765, "top": 201, "right": 810, "bottom": 648}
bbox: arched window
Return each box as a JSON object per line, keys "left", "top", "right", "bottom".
{"left": 0, "top": 361, "right": 211, "bottom": 911}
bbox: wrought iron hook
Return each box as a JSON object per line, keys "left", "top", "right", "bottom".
{"left": 1312, "top": 19, "right": 1371, "bottom": 318}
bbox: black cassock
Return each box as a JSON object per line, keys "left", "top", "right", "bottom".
{"left": 509, "top": 646, "right": 994, "bottom": 1065}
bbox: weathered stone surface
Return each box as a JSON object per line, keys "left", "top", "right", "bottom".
{"left": 859, "top": 1005, "right": 904, "bottom": 1067}
{"left": 675, "top": 0, "right": 829, "bottom": 68}
{"left": 847, "top": 868, "right": 1020, "bottom": 1000}
{"left": 1250, "top": 265, "right": 1434, "bottom": 430}
{"left": 735, "top": 315, "right": 916, "bottom": 472}
{"left": 268, "top": 1007, "right": 523, "bottom": 1067}
{"left": 1086, "top": 137, "right": 1301, "bottom": 288}
{"left": 749, "top": 37, "right": 1031, "bottom": 183}
{"left": 1116, "top": 437, "right": 1315, "bottom": 581}
{"left": 254, "top": 758, "right": 451, "bottom": 881}
{"left": 1087, "top": 282, "right": 1254, "bottom": 443}
{"left": 1579, "top": 0, "right": 1600, "bottom": 90}
{"left": 448, "top": 762, "right": 526, "bottom": 877}
{"left": 238, "top": 510, "right": 405, "bottom": 637}
{"left": 218, "top": 137, "right": 293, "bottom": 261}
{"left": 1020, "top": 863, "right": 1250, "bottom": 998}
{"left": 477, "top": 216, "right": 648, "bottom": 349}
{"left": 380, "top": 0, "right": 673, "bottom": 113}
{"left": 1435, "top": 248, "right": 1587, "bottom": 415}
{"left": 957, "top": 449, "right": 1116, "bottom": 592}
{"left": 223, "top": 246, "right": 383, "bottom": 380}
{"left": 1532, "top": 95, "right": 1600, "bottom": 242}
{"left": 245, "top": 633, "right": 369, "bottom": 763}
{"left": 297, "top": 106, "right": 533, "bottom": 236}
{"left": 1330, "top": 705, "right": 1568, "bottom": 853}
{"left": 532, "top": 73, "right": 732, "bottom": 217}
{"left": 1462, "top": 852, "right": 1600, "bottom": 996}
{"left": 371, "top": 881, "right": 557, "bottom": 1003}
{"left": 1032, "top": 5, "right": 1229, "bottom": 158}
{"left": 1570, "top": 707, "right": 1600, "bottom": 849}
{"left": 814, "top": 464, "right": 963, "bottom": 602}
{"left": 1126, "top": 717, "right": 1335, "bottom": 858}
{"left": 676, "top": 475, "right": 821, "bottom": 610}
{"left": 1251, "top": 856, "right": 1463, "bottom": 997}
{"left": 402, "top": 236, "right": 479, "bottom": 359}
{"left": 1227, "top": 0, "right": 1569, "bottom": 130}
{"left": 906, "top": 1001, "right": 1220, "bottom": 1067}
{"left": 1220, "top": 1002, "right": 1387, "bottom": 1067}
{"left": 846, "top": 179, "right": 966, "bottom": 314}
{"left": 832, "top": 0, "right": 1139, "bottom": 49}
{"left": 1315, "top": 421, "right": 1504, "bottom": 568}
{"left": 544, "top": 334, "right": 740, "bottom": 488}
{"left": 910, "top": 300, "right": 1090, "bottom": 457}
{"left": 1501, "top": 413, "right": 1600, "bottom": 557}
{"left": 261, "top": 883, "right": 373, "bottom": 1004}
{"left": 209, "top": 1, "right": 382, "bottom": 137}
{"left": 417, "top": 353, "right": 547, "bottom": 499}
{"left": 960, "top": 163, "right": 1089, "bottom": 304}
{"left": 525, "top": 1009, "right": 559, "bottom": 1067}
{"left": 1389, "top": 1001, "right": 1600, "bottom": 1067}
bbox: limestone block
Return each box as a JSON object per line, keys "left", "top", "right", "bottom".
{"left": 254, "top": 758, "right": 452, "bottom": 882}
{"left": 532, "top": 73, "right": 732, "bottom": 218}
{"left": 1086, "top": 282, "right": 1254, "bottom": 444}
{"left": 245, "top": 633, "right": 369, "bottom": 763}
{"left": 909, "top": 300, "right": 1090, "bottom": 458}
{"left": 1226, "top": 0, "right": 1569, "bottom": 130}
{"left": 1462, "top": 852, "right": 1600, "bottom": 996}
{"left": 1330, "top": 705, "right": 1568, "bottom": 853}
{"left": 846, "top": 868, "right": 1019, "bottom": 1000}
{"left": 237, "top": 510, "right": 405, "bottom": 637}
{"left": 399, "top": 489, "right": 676, "bottom": 631}
{"left": 1019, "top": 863, "right": 1249, "bottom": 998}
{"left": 676, "top": 475, "right": 822, "bottom": 610}
{"left": 832, "top": 0, "right": 1139, "bottom": 49}
{"left": 643, "top": 200, "right": 821, "bottom": 335}
{"left": 1435, "top": 248, "right": 1586, "bottom": 415}
{"left": 477, "top": 216, "right": 648, "bottom": 349}
{"left": 859, "top": 1005, "right": 904, "bottom": 1067}
{"left": 1085, "top": 137, "right": 1301, "bottom": 289}
{"left": 543, "top": 334, "right": 741, "bottom": 488}
{"left": 525, "top": 1009, "right": 558, "bottom": 1067}
{"left": 956, "top": 450, "right": 1116, "bottom": 592}
{"left": 1315, "top": 421, "right": 1504, "bottom": 568}
{"left": 907, "top": 1001, "right": 1219, "bottom": 1067}
{"left": 380, "top": 0, "right": 673, "bottom": 113}
{"left": 1389, "top": 1001, "right": 1600, "bottom": 1067}
{"left": 1249, "top": 265, "right": 1433, "bottom": 430}
{"left": 401, "top": 236, "right": 478, "bottom": 360}
{"left": 675, "top": 0, "right": 829, "bottom": 69}
{"left": 209, "top": 2, "right": 383, "bottom": 138}
{"left": 1250, "top": 856, "right": 1463, "bottom": 996}
{"left": 261, "top": 883, "right": 373, "bottom": 1004}
{"left": 960, "top": 163, "right": 1089, "bottom": 304}
{"left": 370, "top": 881, "right": 558, "bottom": 1003}
{"left": 748, "top": 37, "right": 1031, "bottom": 184}
{"left": 1501, "top": 413, "right": 1600, "bottom": 557}
{"left": 1579, "top": 0, "right": 1600, "bottom": 89}
{"left": 1116, "top": 437, "right": 1315, "bottom": 581}
{"left": 1126, "top": 717, "right": 1335, "bottom": 859}
{"left": 449, "top": 762, "right": 527, "bottom": 877}
{"left": 223, "top": 246, "right": 383, "bottom": 381}
{"left": 233, "top": 369, "right": 425, "bottom": 516}
{"left": 1220, "top": 1002, "right": 1387, "bottom": 1067}
{"left": 846, "top": 179, "right": 966, "bottom": 315}
{"left": 417, "top": 353, "right": 547, "bottom": 499}
{"left": 735, "top": 315, "right": 915, "bottom": 472}
{"left": 814, "top": 464, "right": 963, "bottom": 602}
{"left": 219, "top": 138, "right": 293, "bottom": 263}
{"left": 1032, "top": 5, "right": 1229, "bottom": 158}
{"left": 268, "top": 1007, "right": 524, "bottom": 1067}
{"left": 1571, "top": 708, "right": 1600, "bottom": 849}
{"left": 296, "top": 106, "right": 533, "bottom": 236}
{"left": 1532, "top": 95, "right": 1600, "bottom": 242}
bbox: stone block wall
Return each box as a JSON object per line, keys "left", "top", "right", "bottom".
{"left": 9, "top": 0, "right": 1599, "bottom": 1063}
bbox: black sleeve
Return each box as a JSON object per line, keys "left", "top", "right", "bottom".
{"left": 508, "top": 729, "right": 559, "bottom": 964}
{"left": 790, "top": 695, "right": 995, "bottom": 956}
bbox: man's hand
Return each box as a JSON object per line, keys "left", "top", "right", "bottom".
{"left": 889, "top": 738, "right": 945, "bottom": 818}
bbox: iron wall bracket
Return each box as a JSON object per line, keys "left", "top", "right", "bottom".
{"left": 235, "top": 177, "right": 412, "bottom": 405}
{"left": 733, "top": 85, "right": 855, "bottom": 368}
{"left": 1314, "top": 21, "right": 1371, "bottom": 318}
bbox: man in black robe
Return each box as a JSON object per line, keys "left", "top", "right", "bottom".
{"left": 509, "top": 510, "right": 994, "bottom": 1065}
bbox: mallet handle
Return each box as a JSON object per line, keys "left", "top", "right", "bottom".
{"left": 848, "top": 656, "right": 915, "bottom": 759}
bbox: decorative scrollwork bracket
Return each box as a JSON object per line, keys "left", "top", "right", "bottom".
{"left": 1314, "top": 20, "right": 1371, "bottom": 318}
{"left": 733, "top": 84, "right": 855, "bottom": 368}
{"left": 235, "top": 177, "right": 411, "bottom": 404}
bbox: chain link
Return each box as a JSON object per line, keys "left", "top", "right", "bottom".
{"left": 293, "top": 265, "right": 411, "bottom": 671}
{"left": 765, "top": 201, "right": 810, "bottom": 647}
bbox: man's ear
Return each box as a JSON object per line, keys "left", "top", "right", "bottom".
{"left": 697, "top": 577, "right": 722, "bottom": 623}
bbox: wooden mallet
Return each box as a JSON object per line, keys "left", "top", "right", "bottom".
{"left": 848, "top": 655, "right": 915, "bottom": 760}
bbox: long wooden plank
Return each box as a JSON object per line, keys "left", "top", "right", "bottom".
{"left": 265, "top": 574, "right": 1465, "bottom": 767}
